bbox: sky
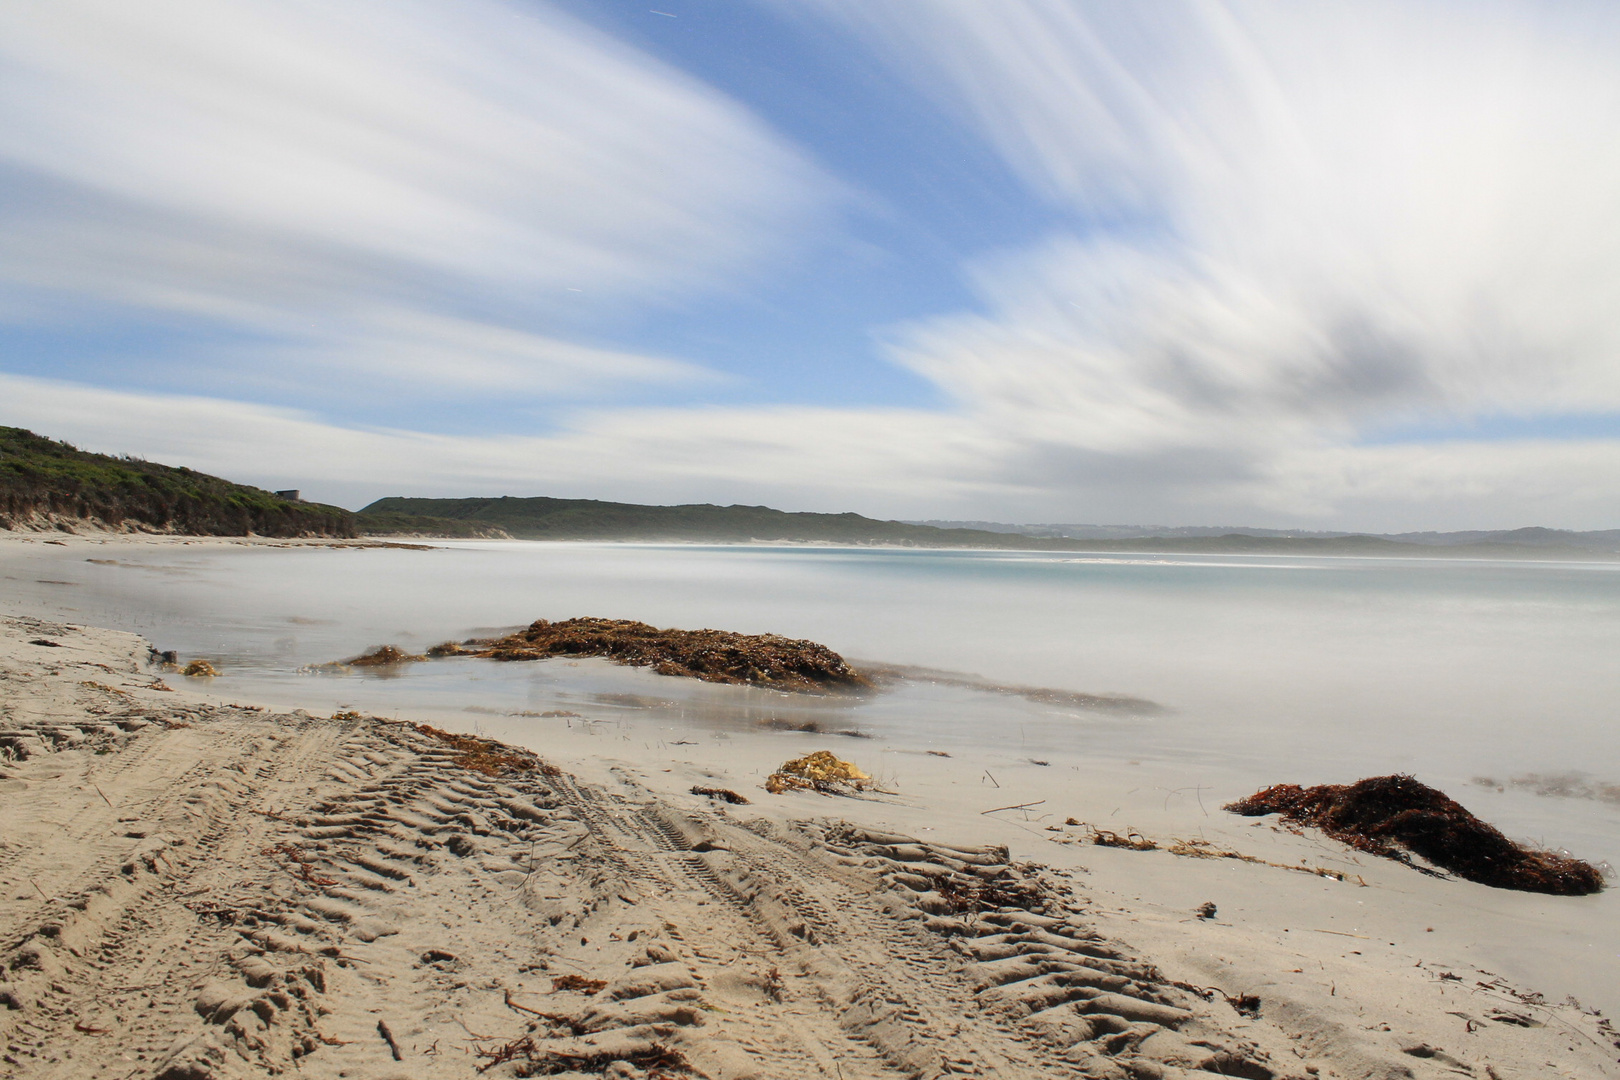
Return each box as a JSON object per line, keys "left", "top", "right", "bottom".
{"left": 2, "top": 0, "right": 1619, "bottom": 530}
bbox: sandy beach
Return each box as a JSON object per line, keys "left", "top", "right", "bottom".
{"left": 0, "top": 536, "right": 1616, "bottom": 1079}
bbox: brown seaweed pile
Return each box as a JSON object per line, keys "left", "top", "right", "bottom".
{"left": 440, "top": 617, "right": 870, "bottom": 694}
{"left": 1225, "top": 774, "right": 1605, "bottom": 895}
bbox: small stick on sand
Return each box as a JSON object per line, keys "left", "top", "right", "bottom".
{"left": 982, "top": 800, "right": 1046, "bottom": 815}
{"left": 30, "top": 878, "right": 49, "bottom": 902}
{"left": 93, "top": 784, "right": 114, "bottom": 809}
{"left": 503, "top": 988, "right": 549, "bottom": 1017}
{"left": 982, "top": 770, "right": 1000, "bottom": 788}
{"left": 377, "top": 1019, "right": 403, "bottom": 1061}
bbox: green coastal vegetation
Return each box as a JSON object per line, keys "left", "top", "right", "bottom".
{"left": 3, "top": 425, "right": 1611, "bottom": 556}
{"left": 355, "top": 495, "right": 1042, "bottom": 546}
{"left": 0, "top": 427, "right": 354, "bottom": 537}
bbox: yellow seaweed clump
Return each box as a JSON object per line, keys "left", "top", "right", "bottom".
{"left": 182, "top": 660, "right": 219, "bottom": 678}
{"left": 765, "top": 750, "right": 870, "bottom": 795}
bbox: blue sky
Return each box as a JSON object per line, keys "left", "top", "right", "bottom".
{"left": 2, "top": 0, "right": 1618, "bottom": 529}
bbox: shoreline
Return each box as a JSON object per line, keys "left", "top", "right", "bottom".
{"left": 1, "top": 612, "right": 1615, "bottom": 1078}
{"left": 6, "top": 528, "right": 1620, "bottom": 567}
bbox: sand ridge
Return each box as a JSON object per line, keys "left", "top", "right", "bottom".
{"left": 0, "top": 615, "right": 1615, "bottom": 1079}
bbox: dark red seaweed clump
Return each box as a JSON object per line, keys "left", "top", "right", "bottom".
{"left": 458, "top": 617, "right": 870, "bottom": 694}
{"left": 1225, "top": 774, "right": 1604, "bottom": 895}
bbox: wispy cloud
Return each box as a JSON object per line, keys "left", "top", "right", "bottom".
{"left": 784, "top": 0, "right": 1620, "bottom": 518}
{"left": 0, "top": 0, "right": 830, "bottom": 399}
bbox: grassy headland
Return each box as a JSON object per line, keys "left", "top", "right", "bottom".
{"left": 0, "top": 427, "right": 354, "bottom": 537}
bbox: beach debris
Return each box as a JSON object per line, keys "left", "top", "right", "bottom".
{"left": 765, "top": 750, "right": 869, "bottom": 795}
{"left": 1195, "top": 901, "right": 1217, "bottom": 920}
{"left": 181, "top": 659, "right": 218, "bottom": 678}
{"left": 981, "top": 799, "right": 1046, "bottom": 816}
{"left": 451, "top": 617, "right": 871, "bottom": 693}
{"left": 472, "top": 1037, "right": 695, "bottom": 1076}
{"left": 376, "top": 1019, "right": 403, "bottom": 1062}
{"left": 690, "top": 785, "right": 749, "bottom": 804}
{"left": 1225, "top": 774, "right": 1605, "bottom": 895}
{"left": 1226, "top": 993, "right": 1262, "bottom": 1017}
{"left": 1087, "top": 827, "right": 1158, "bottom": 851}
{"left": 348, "top": 644, "right": 426, "bottom": 667}
{"left": 551, "top": 974, "right": 607, "bottom": 994}
{"left": 413, "top": 722, "right": 557, "bottom": 778}
{"left": 29, "top": 638, "right": 62, "bottom": 647}
{"left": 304, "top": 644, "right": 427, "bottom": 673}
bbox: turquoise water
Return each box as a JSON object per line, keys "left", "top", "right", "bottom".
{"left": 5, "top": 539, "right": 1618, "bottom": 863}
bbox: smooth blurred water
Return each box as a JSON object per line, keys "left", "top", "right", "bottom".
{"left": 5, "top": 539, "right": 1618, "bottom": 862}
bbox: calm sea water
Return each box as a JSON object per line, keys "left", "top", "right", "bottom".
{"left": 6, "top": 540, "right": 1618, "bottom": 865}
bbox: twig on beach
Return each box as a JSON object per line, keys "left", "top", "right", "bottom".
{"left": 93, "top": 783, "right": 114, "bottom": 809}
{"left": 453, "top": 1016, "right": 495, "bottom": 1040}
{"left": 982, "top": 770, "right": 999, "bottom": 788}
{"left": 30, "top": 878, "right": 49, "bottom": 902}
{"left": 377, "top": 1019, "right": 403, "bottom": 1061}
{"left": 518, "top": 839, "right": 538, "bottom": 888}
{"left": 982, "top": 800, "right": 1046, "bottom": 816}
{"left": 503, "top": 988, "right": 555, "bottom": 1017}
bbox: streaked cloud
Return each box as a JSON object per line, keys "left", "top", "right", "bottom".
{"left": 789, "top": 0, "right": 1620, "bottom": 512}
{"left": 0, "top": 0, "right": 831, "bottom": 399}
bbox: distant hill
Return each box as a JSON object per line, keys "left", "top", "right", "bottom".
{"left": 912, "top": 519, "right": 1620, "bottom": 553}
{"left": 356, "top": 495, "right": 1036, "bottom": 546}
{"left": 356, "top": 495, "right": 1615, "bottom": 558}
{"left": 0, "top": 427, "right": 354, "bottom": 538}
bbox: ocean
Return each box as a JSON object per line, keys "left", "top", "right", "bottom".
{"left": 5, "top": 539, "right": 1618, "bottom": 870}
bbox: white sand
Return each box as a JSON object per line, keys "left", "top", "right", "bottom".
{"left": 1, "top": 540, "right": 1616, "bottom": 1078}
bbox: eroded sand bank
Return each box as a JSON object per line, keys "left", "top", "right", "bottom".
{"left": 1, "top": 612, "right": 1615, "bottom": 1079}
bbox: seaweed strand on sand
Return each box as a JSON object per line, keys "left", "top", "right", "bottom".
{"left": 1225, "top": 774, "right": 1605, "bottom": 895}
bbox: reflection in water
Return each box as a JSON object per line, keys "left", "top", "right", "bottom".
{"left": 861, "top": 661, "right": 1163, "bottom": 715}
{"left": 1472, "top": 772, "right": 1620, "bottom": 807}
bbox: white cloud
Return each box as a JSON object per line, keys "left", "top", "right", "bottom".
{"left": 788, "top": 0, "right": 1620, "bottom": 511}
{"left": 0, "top": 0, "right": 831, "bottom": 395}
{"left": 221, "top": 310, "right": 719, "bottom": 399}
